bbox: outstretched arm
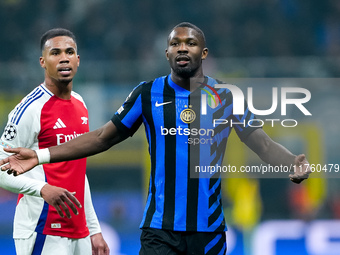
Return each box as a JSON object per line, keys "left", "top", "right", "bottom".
{"left": 50, "top": 121, "right": 125, "bottom": 163}
{"left": 0, "top": 121, "right": 126, "bottom": 176}
{"left": 244, "top": 128, "right": 311, "bottom": 183}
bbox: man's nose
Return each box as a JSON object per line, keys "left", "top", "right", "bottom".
{"left": 60, "top": 52, "right": 70, "bottom": 62}
{"left": 178, "top": 43, "right": 188, "bottom": 52}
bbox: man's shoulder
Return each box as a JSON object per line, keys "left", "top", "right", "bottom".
{"left": 126, "top": 76, "right": 168, "bottom": 100}
{"left": 139, "top": 75, "right": 168, "bottom": 87}
{"left": 71, "top": 90, "right": 85, "bottom": 103}
{"left": 10, "top": 85, "right": 52, "bottom": 121}
{"left": 131, "top": 78, "right": 159, "bottom": 92}
{"left": 22, "top": 84, "right": 53, "bottom": 104}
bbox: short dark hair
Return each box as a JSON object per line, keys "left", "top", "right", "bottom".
{"left": 40, "top": 28, "right": 77, "bottom": 51}
{"left": 168, "top": 22, "right": 206, "bottom": 47}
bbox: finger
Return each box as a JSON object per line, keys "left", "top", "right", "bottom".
{"left": 63, "top": 196, "right": 80, "bottom": 215}
{"left": 12, "top": 168, "right": 25, "bottom": 176}
{"left": 295, "top": 154, "right": 306, "bottom": 165}
{"left": 1, "top": 162, "right": 10, "bottom": 171}
{"left": 0, "top": 159, "right": 6, "bottom": 166}
{"left": 288, "top": 173, "right": 297, "bottom": 179}
{"left": 54, "top": 203, "right": 66, "bottom": 218}
{"left": 290, "top": 178, "right": 303, "bottom": 184}
{"left": 99, "top": 247, "right": 105, "bottom": 255}
{"left": 67, "top": 192, "right": 82, "bottom": 209}
{"left": 97, "top": 247, "right": 106, "bottom": 255}
{"left": 3, "top": 147, "right": 20, "bottom": 153}
{"left": 289, "top": 174, "right": 305, "bottom": 184}
{"left": 289, "top": 173, "right": 305, "bottom": 179}
{"left": 95, "top": 248, "right": 100, "bottom": 255}
{"left": 58, "top": 202, "right": 72, "bottom": 219}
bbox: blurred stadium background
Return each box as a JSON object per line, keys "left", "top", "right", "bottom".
{"left": 1, "top": 0, "right": 340, "bottom": 254}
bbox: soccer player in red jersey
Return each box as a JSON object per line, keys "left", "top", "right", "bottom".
{"left": 0, "top": 28, "right": 109, "bottom": 255}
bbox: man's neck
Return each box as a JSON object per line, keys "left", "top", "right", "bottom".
{"left": 170, "top": 71, "right": 204, "bottom": 92}
{"left": 44, "top": 80, "right": 72, "bottom": 100}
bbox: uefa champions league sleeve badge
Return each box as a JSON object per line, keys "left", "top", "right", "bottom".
{"left": 3, "top": 124, "right": 17, "bottom": 141}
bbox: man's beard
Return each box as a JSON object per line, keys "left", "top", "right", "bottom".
{"left": 59, "top": 78, "right": 73, "bottom": 84}
{"left": 173, "top": 66, "right": 197, "bottom": 79}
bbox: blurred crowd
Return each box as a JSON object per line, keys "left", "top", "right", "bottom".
{"left": 2, "top": 0, "right": 340, "bottom": 63}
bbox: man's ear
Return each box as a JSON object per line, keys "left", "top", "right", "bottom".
{"left": 201, "top": 48, "right": 208, "bottom": 60}
{"left": 39, "top": 57, "right": 46, "bottom": 69}
{"left": 165, "top": 49, "right": 169, "bottom": 60}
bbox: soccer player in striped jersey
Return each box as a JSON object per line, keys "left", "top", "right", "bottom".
{"left": 0, "top": 23, "right": 310, "bottom": 254}
{"left": 0, "top": 28, "right": 109, "bottom": 255}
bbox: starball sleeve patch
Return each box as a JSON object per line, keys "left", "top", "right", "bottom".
{"left": 3, "top": 124, "right": 17, "bottom": 141}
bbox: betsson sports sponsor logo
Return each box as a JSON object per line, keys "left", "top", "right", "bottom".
{"left": 160, "top": 126, "right": 214, "bottom": 145}
{"left": 158, "top": 102, "right": 215, "bottom": 145}
{"left": 160, "top": 126, "right": 214, "bottom": 136}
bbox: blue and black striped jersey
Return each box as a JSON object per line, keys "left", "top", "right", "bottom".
{"left": 111, "top": 75, "right": 258, "bottom": 232}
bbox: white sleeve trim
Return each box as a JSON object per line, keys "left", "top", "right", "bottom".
{"left": 84, "top": 175, "right": 102, "bottom": 236}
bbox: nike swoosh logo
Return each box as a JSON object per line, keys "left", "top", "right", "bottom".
{"left": 155, "top": 101, "right": 172, "bottom": 107}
